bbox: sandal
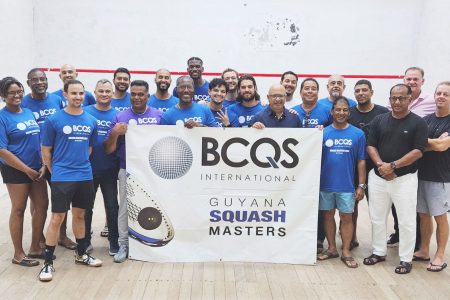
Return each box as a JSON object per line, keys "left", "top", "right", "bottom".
{"left": 363, "top": 254, "right": 386, "bottom": 265}
{"left": 317, "top": 241, "right": 324, "bottom": 255}
{"left": 341, "top": 256, "right": 358, "bottom": 268}
{"left": 412, "top": 255, "right": 430, "bottom": 262}
{"left": 395, "top": 261, "right": 412, "bottom": 274}
{"left": 58, "top": 237, "right": 77, "bottom": 250}
{"left": 317, "top": 250, "right": 339, "bottom": 261}
{"left": 12, "top": 257, "right": 40, "bottom": 267}
{"left": 427, "top": 262, "right": 447, "bottom": 272}
{"left": 28, "top": 250, "right": 56, "bottom": 260}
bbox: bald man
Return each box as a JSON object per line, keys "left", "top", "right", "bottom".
{"left": 52, "top": 64, "right": 96, "bottom": 107}
{"left": 148, "top": 69, "right": 178, "bottom": 112}
{"left": 251, "top": 84, "right": 302, "bottom": 128}
{"left": 318, "top": 74, "right": 357, "bottom": 110}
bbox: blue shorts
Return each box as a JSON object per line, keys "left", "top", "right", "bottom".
{"left": 319, "top": 191, "right": 355, "bottom": 213}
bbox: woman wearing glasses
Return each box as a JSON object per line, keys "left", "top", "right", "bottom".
{"left": 0, "top": 77, "right": 47, "bottom": 267}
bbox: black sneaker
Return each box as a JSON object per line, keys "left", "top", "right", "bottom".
{"left": 387, "top": 233, "right": 399, "bottom": 247}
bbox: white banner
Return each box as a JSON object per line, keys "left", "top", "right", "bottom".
{"left": 126, "top": 125, "right": 322, "bottom": 264}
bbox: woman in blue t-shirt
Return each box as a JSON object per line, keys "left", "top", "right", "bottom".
{"left": 0, "top": 77, "right": 48, "bottom": 267}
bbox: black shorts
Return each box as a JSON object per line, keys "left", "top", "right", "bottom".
{"left": 0, "top": 164, "right": 38, "bottom": 184}
{"left": 51, "top": 180, "right": 95, "bottom": 213}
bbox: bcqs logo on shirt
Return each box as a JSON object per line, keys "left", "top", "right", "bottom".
{"left": 148, "top": 136, "right": 193, "bottom": 179}
{"left": 16, "top": 120, "right": 37, "bottom": 130}
{"left": 62, "top": 125, "right": 92, "bottom": 134}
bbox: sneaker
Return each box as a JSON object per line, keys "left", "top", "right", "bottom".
{"left": 39, "top": 262, "right": 55, "bottom": 282}
{"left": 75, "top": 253, "right": 102, "bottom": 267}
{"left": 86, "top": 244, "right": 94, "bottom": 254}
{"left": 113, "top": 245, "right": 128, "bottom": 263}
{"left": 100, "top": 226, "right": 109, "bottom": 237}
{"left": 387, "top": 233, "right": 399, "bottom": 247}
{"left": 109, "top": 242, "right": 120, "bottom": 256}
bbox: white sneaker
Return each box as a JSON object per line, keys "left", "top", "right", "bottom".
{"left": 39, "top": 263, "right": 55, "bottom": 282}
{"left": 75, "top": 253, "right": 102, "bottom": 267}
{"left": 113, "top": 245, "right": 128, "bottom": 263}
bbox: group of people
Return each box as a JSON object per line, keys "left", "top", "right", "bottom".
{"left": 0, "top": 57, "right": 448, "bottom": 282}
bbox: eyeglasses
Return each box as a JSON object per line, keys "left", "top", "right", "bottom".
{"left": 7, "top": 90, "right": 24, "bottom": 97}
{"left": 268, "top": 94, "right": 286, "bottom": 99}
{"left": 389, "top": 96, "right": 409, "bottom": 102}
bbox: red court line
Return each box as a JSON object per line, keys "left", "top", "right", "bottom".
{"left": 39, "top": 68, "right": 403, "bottom": 79}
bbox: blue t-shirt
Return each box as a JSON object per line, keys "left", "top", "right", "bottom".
{"left": 320, "top": 124, "right": 366, "bottom": 193}
{"left": 223, "top": 99, "right": 237, "bottom": 108}
{"left": 84, "top": 105, "right": 119, "bottom": 173}
{"left": 107, "top": 107, "right": 162, "bottom": 169}
{"left": 161, "top": 103, "right": 219, "bottom": 127}
{"left": 0, "top": 108, "right": 41, "bottom": 169}
{"left": 292, "top": 103, "right": 332, "bottom": 128}
{"left": 227, "top": 102, "right": 265, "bottom": 127}
{"left": 52, "top": 89, "right": 96, "bottom": 107}
{"left": 21, "top": 93, "right": 64, "bottom": 134}
{"left": 317, "top": 97, "right": 357, "bottom": 110}
{"left": 173, "top": 80, "right": 210, "bottom": 102}
{"left": 42, "top": 110, "right": 98, "bottom": 182}
{"left": 111, "top": 92, "right": 131, "bottom": 112}
{"left": 148, "top": 94, "right": 178, "bottom": 112}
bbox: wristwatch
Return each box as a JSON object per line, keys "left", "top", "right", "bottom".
{"left": 358, "top": 184, "right": 367, "bottom": 190}
{"left": 390, "top": 161, "right": 397, "bottom": 170}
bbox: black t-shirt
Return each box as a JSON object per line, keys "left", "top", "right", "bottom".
{"left": 368, "top": 112, "right": 428, "bottom": 177}
{"left": 349, "top": 104, "right": 389, "bottom": 181}
{"left": 418, "top": 114, "right": 450, "bottom": 182}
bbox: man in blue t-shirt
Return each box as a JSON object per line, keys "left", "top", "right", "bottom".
{"left": 52, "top": 64, "right": 96, "bottom": 107}
{"left": 84, "top": 79, "right": 119, "bottom": 256}
{"left": 104, "top": 80, "right": 162, "bottom": 263}
{"left": 173, "top": 57, "right": 210, "bottom": 102}
{"left": 161, "top": 76, "right": 218, "bottom": 128}
{"left": 227, "top": 74, "right": 264, "bottom": 127}
{"left": 317, "top": 74, "right": 357, "bottom": 110}
{"left": 317, "top": 97, "right": 366, "bottom": 268}
{"left": 111, "top": 67, "right": 131, "bottom": 112}
{"left": 221, "top": 68, "right": 239, "bottom": 108}
{"left": 39, "top": 80, "right": 102, "bottom": 282}
{"left": 148, "top": 68, "right": 178, "bottom": 112}
{"left": 292, "top": 78, "right": 332, "bottom": 128}
{"left": 23, "top": 68, "right": 77, "bottom": 251}
{"left": 207, "top": 78, "right": 236, "bottom": 127}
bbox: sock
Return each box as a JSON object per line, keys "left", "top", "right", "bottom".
{"left": 44, "top": 245, "right": 56, "bottom": 264}
{"left": 76, "top": 238, "right": 86, "bottom": 256}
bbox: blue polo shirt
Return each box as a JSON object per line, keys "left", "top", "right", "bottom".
{"left": 251, "top": 106, "right": 302, "bottom": 128}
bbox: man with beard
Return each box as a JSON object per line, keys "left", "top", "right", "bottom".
{"left": 364, "top": 84, "right": 428, "bottom": 274}
{"left": 280, "top": 71, "right": 301, "bottom": 108}
{"left": 52, "top": 64, "right": 96, "bottom": 107}
{"left": 221, "top": 68, "right": 239, "bottom": 108}
{"left": 104, "top": 80, "right": 162, "bottom": 263}
{"left": 84, "top": 79, "right": 119, "bottom": 256}
{"left": 251, "top": 84, "right": 302, "bottom": 128}
{"left": 318, "top": 74, "right": 357, "bottom": 110}
{"left": 111, "top": 67, "right": 131, "bottom": 112}
{"left": 207, "top": 78, "right": 235, "bottom": 127}
{"left": 348, "top": 79, "right": 389, "bottom": 250}
{"left": 227, "top": 74, "right": 264, "bottom": 127}
{"left": 148, "top": 68, "right": 178, "bottom": 112}
{"left": 161, "top": 76, "right": 218, "bottom": 128}
{"left": 173, "top": 57, "right": 210, "bottom": 102}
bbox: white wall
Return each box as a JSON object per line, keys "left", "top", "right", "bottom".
{"left": 1, "top": 0, "right": 450, "bottom": 105}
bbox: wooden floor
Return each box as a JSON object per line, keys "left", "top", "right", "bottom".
{"left": 0, "top": 191, "right": 449, "bottom": 300}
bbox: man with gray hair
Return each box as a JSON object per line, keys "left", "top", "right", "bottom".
{"left": 318, "top": 74, "right": 357, "bottom": 110}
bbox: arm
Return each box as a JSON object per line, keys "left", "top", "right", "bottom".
{"left": 425, "top": 133, "right": 450, "bottom": 152}
{"left": 354, "top": 159, "right": 366, "bottom": 201}
{"left": 0, "top": 149, "right": 39, "bottom": 180}
{"left": 41, "top": 146, "right": 53, "bottom": 174}
{"left": 104, "top": 123, "right": 127, "bottom": 154}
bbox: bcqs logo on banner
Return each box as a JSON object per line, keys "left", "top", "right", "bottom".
{"left": 148, "top": 136, "right": 193, "bottom": 179}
